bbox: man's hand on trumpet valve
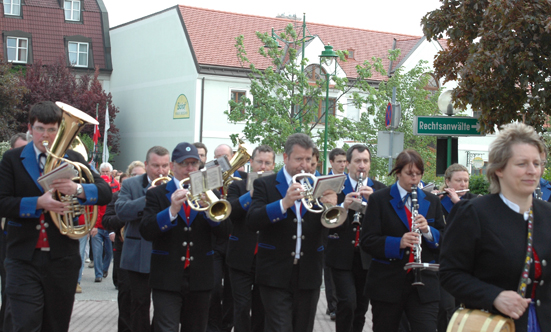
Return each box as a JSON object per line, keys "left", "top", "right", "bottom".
{"left": 170, "top": 188, "right": 189, "bottom": 216}
{"left": 282, "top": 182, "right": 304, "bottom": 210}
{"left": 319, "top": 189, "right": 337, "bottom": 206}
{"left": 198, "top": 193, "right": 209, "bottom": 208}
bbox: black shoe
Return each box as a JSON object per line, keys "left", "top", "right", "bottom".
{"left": 95, "top": 277, "right": 102, "bottom": 282}
{"left": 330, "top": 312, "right": 336, "bottom": 321}
{"left": 103, "top": 271, "right": 108, "bottom": 278}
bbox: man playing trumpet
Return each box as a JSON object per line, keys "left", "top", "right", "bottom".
{"left": 247, "top": 133, "right": 337, "bottom": 332}
{"left": 140, "top": 142, "right": 229, "bottom": 331}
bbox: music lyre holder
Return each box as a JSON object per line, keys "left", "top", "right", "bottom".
{"left": 403, "top": 262, "right": 440, "bottom": 286}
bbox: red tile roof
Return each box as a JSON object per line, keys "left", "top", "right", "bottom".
{"left": 178, "top": 5, "right": 424, "bottom": 81}
{"left": 0, "top": 0, "right": 107, "bottom": 69}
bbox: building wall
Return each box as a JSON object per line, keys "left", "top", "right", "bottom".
{"left": 110, "top": 8, "right": 197, "bottom": 169}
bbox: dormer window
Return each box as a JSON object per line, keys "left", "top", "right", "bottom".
{"left": 64, "top": 0, "right": 81, "bottom": 21}
{"left": 4, "top": 0, "right": 21, "bottom": 16}
{"left": 346, "top": 49, "right": 355, "bottom": 60}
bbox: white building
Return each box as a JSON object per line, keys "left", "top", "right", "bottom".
{"left": 109, "top": 5, "right": 482, "bottom": 172}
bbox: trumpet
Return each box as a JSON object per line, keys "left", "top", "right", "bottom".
{"left": 151, "top": 171, "right": 173, "bottom": 186}
{"left": 404, "top": 186, "right": 439, "bottom": 286}
{"left": 350, "top": 172, "right": 367, "bottom": 225}
{"left": 292, "top": 171, "right": 347, "bottom": 228}
{"left": 178, "top": 178, "right": 232, "bottom": 223}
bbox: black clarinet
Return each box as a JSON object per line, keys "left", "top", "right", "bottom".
{"left": 404, "top": 185, "right": 439, "bottom": 286}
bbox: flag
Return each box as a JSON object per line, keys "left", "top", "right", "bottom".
{"left": 102, "top": 103, "right": 110, "bottom": 164}
{"left": 92, "top": 112, "right": 100, "bottom": 145}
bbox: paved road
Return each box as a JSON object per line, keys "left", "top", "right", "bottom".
{"left": 70, "top": 259, "right": 373, "bottom": 332}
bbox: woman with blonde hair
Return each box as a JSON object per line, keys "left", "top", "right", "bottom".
{"left": 440, "top": 123, "right": 551, "bottom": 332}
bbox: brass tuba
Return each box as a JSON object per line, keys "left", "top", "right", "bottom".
{"left": 42, "top": 102, "right": 99, "bottom": 240}
{"left": 222, "top": 139, "right": 252, "bottom": 196}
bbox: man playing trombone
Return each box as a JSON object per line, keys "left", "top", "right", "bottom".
{"left": 326, "top": 144, "right": 386, "bottom": 332}
{"left": 140, "top": 142, "right": 230, "bottom": 332}
{"left": 246, "top": 133, "right": 337, "bottom": 332}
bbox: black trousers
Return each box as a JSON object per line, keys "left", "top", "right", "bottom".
{"left": 114, "top": 249, "right": 131, "bottom": 332}
{"left": 370, "top": 274, "right": 438, "bottom": 332}
{"left": 0, "top": 230, "right": 7, "bottom": 332}
{"left": 152, "top": 273, "right": 211, "bottom": 332}
{"left": 323, "top": 254, "right": 337, "bottom": 313}
{"left": 4, "top": 251, "right": 80, "bottom": 332}
{"left": 437, "top": 285, "right": 455, "bottom": 332}
{"left": 259, "top": 264, "right": 320, "bottom": 332}
{"left": 207, "top": 251, "right": 233, "bottom": 332}
{"left": 331, "top": 251, "right": 369, "bottom": 332}
{"left": 229, "top": 266, "right": 264, "bottom": 332}
{"left": 127, "top": 270, "right": 153, "bottom": 332}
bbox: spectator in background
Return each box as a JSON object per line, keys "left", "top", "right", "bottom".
{"left": 194, "top": 142, "right": 208, "bottom": 165}
{"left": 100, "top": 162, "right": 121, "bottom": 193}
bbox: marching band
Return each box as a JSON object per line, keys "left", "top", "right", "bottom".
{"left": 0, "top": 101, "right": 549, "bottom": 332}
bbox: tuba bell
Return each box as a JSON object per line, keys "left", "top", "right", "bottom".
{"left": 42, "top": 102, "right": 99, "bottom": 240}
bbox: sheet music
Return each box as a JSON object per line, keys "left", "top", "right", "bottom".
{"left": 38, "top": 163, "right": 77, "bottom": 192}
{"left": 312, "top": 174, "right": 346, "bottom": 198}
{"left": 188, "top": 170, "right": 204, "bottom": 196}
{"left": 246, "top": 171, "right": 274, "bottom": 191}
{"left": 205, "top": 165, "right": 223, "bottom": 190}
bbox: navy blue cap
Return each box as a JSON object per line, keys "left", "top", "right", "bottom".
{"left": 172, "top": 142, "right": 200, "bottom": 164}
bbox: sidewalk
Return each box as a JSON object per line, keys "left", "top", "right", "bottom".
{"left": 69, "top": 260, "right": 373, "bottom": 331}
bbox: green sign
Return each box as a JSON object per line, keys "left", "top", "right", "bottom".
{"left": 413, "top": 116, "right": 484, "bottom": 136}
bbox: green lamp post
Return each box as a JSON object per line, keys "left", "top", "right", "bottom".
{"left": 319, "top": 44, "right": 339, "bottom": 173}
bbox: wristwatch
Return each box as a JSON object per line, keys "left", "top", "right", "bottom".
{"left": 75, "top": 184, "right": 83, "bottom": 196}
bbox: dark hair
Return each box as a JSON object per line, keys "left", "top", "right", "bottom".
{"left": 312, "top": 146, "right": 320, "bottom": 161}
{"left": 9, "top": 133, "right": 27, "bottom": 148}
{"left": 252, "top": 145, "right": 275, "bottom": 162}
{"left": 119, "top": 173, "right": 128, "bottom": 182}
{"left": 145, "top": 146, "right": 169, "bottom": 162}
{"left": 193, "top": 142, "right": 208, "bottom": 154}
{"left": 389, "top": 149, "right": 424, "bottom": 177}
{"left": 329, "top": 148, "right": 346, "bottom": 161}
{"left": 284, "top": 133, "right": 315, "bottom": 156}
{"left": 346, "top": 144, "right": 371, "bottom": 163}
{"left": 28, "top": 101, "right": 63, "bottom": 126}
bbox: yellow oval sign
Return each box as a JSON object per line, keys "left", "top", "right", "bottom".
{"left": 173, "top": 94, "right": 190, "bottom": 119}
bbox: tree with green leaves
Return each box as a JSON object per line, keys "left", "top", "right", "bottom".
{"left": 350, "top": 61, "right": 441, "bottom": 183}
{"left": 18, "top": 57, "right": 120, "bottom": 156}
{"left": 226, "top": 23, "right": 395, "bottom": 157}
{"left": 0, "top": 58, "right": 28, "bottom": 141}
{"left": 422, "top": 0, "right": 551, "bottom": 133}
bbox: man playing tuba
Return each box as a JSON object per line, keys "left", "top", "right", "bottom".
{"left": 0, "top": 101, "right": 111, "bottom": 331}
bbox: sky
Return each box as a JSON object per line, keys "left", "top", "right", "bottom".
{"left": 102, "top": 0, "right": 443, "bottom": 36}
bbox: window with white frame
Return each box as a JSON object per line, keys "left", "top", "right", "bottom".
{"left": 68, "top": 42, "right": 88, "bottom": 67}
{"left": 6, "top": 37, "right": 28, "bottom": 63}
{"left": 4, "top": 0, "right": 21, "bottom": 16}
{"left": 347, "top": 99, "right": 360, "bottom": 121}
{"left": 64, "top": 0, "right": 81, "bottom": 21}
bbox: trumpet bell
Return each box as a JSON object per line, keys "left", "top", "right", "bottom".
{"left": 321, "top": 204, "right": 347, "bottom": 228}
{"left": 207, "top": 192, "right": 232, "bottom": 223}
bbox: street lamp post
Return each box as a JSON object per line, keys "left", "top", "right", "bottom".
{"left": 319, "top": 44, "right": 339, "bottom": 173}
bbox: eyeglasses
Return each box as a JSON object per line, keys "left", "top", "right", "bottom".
{"left": 179, "top": 160, "right": 200, "bottom": 168}
{"left": 33, "top": 126, "right": 57, "bottom": 134}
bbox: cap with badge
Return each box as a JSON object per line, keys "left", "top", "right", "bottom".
{"left": 172, "top": 142, "right": 200, "bottom": 164}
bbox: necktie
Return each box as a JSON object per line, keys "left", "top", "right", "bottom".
{"left": 39, "top": 153, "right": 46, "bottom": 174}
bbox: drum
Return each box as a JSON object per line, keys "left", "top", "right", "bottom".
{"left": 447, "top": 308, "right": 515, "bottom": 332}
